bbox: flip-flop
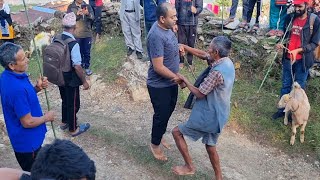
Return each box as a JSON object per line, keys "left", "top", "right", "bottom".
{"left": 71, "top": 123, "right": 90, "bottom": 137}
{"left": 59, "top": 123, "right": 68, "bottom": 130}
{"left": 223, "top": 18, "right": 234, "bottom": 26}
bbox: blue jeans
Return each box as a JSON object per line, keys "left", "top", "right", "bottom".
{"left": 280, "top": 57, "right": 309, "bottom": 97}
{"left": 229, "top": 0, "right": 249, "bottom": 20}
{"left": 77, "top": 37, "right": 92, "bottom": 69}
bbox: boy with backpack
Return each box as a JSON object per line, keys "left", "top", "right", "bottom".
{"left": 44, "top": 12, "right": 90, "bottom": 137}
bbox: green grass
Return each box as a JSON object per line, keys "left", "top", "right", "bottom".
{"left": 10, "top": 4, "right": 37, "bottom": 13}
{"left": 90, "top": 36, "right": 126, "bottom": 82}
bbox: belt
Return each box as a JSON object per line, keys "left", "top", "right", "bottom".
{"left": 125, "top": 10, "right": 135, "bottom": 13}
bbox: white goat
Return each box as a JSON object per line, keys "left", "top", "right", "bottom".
{"left": 278, "top": 82, "right": 310, "bottom": 145}
{"left": 28, "top": 31, "right": 55, "bottom": 56}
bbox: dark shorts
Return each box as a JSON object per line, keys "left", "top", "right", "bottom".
{"left": 178, "top": 122, "right": 220, "bottom": 146}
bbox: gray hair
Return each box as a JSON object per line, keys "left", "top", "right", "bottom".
{"left": 0, "top": 42, "right": 22, "bottom": 69}
{"left": 156, "top": 2, "right": 172, "bottom": 20}
{"left": 211, "top": 36, "right": 232, "bottom": 58}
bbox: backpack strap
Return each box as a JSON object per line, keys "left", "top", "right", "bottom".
{"left": 309, "top": 13, "right": 317, "bottom": 36}
{"left": 64, "top": 37, "right": 76, "bottom": 45}
{"left": 54, "top": 34, "right": 76, "bottom": 45}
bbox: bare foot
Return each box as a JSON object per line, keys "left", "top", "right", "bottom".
{"left": 172, "top": 165, "right": 195, "bottom": 175}
{"left": 149, "top": 144, "right": 167, "bottom": 161}
{"left": 161, "top": 138, "right": 171, "bottom": 149}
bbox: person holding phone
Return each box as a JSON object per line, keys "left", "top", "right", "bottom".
{"left": 67, "top": 0, "right": 95, "bottom": 76}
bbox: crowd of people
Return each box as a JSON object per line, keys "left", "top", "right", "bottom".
{"left": 0, "top": 0, "right": 320, "bottom": 179}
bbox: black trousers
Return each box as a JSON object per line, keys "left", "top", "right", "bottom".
{"left": 148, "top": 85, "right": 178, "bottom": 145}
{"left": 247, "top": 0, "right": 262, "bottom": 24}
{"left": 14, "top": 147, "right": 41, "bottom": 171}
{"left": 178, "top": 25, "right": 197, "bottom": 65}
{"left": 59, "top": 86, "right": 80, "bottom": 132}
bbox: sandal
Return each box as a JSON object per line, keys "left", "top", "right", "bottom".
{"left": 276, "top": 30, "right": 284, "bottom": 37}
{"left": 223, "top": 18, "right": 234, "bottom": 26}
{"left": 266, "top": 29, "right": 277, "bottom": 36}
{"left": 248, "top": 24, "right": 259, "bottom": 33}
{"left": 71, "top": 123, "right": 90, "bottom": 137}
{"left": 238, "top": 21, "right": 247, "bottom": 28}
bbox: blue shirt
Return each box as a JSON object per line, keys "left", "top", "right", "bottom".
{"left": 147, "top": 23, "right": 180, "bottom": 88}
{"left": 142, "top": 0, "right": 166, "bottom": 22}
{"left": 62, "top": 31, "right": 82, "bottom": 66}
{"left": 0, "top": 70, "right": 47, "bottom": 153}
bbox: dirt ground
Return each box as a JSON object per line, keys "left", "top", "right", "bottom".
{"left": 1, "top": 74, "right": 320, "bottom": 180}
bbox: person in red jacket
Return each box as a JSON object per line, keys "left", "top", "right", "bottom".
{"left": 89, "top": 0, "right": 103, "bottom": 43}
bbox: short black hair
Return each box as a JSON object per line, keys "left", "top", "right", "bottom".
{"left": 211, "top": 36, "right": 232, "bottom": 58}
{"left": 156, "top": 2, "right": 172, "bottom": 20}
{"left": 0, "top": 42, "right": 22, "bottom": 69}
{"left": 31, "top": 139, "right": 96, "bottom": 180}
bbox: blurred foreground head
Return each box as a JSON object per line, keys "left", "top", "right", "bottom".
{"left": 31, "top": 139, "right": 96, "bottom": 180}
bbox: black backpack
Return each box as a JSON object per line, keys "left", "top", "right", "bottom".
{"left": 43, "top": 35, "right": 75, "bottom": 86}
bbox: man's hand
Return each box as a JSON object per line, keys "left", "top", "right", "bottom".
{"left": 276, "top": 43, "right": 285, "bottom": 51}
{"left": 83, "top": 81, "right": 90, "bottom": 90}
{"left": 77, "top": 9, "right": 84, "bottom": 16}
{"left": 36, "top": 76, "right": 48, "bottom": 91}
{"left": 288, "top": 48, "right": 301, "bottom": 62}
{"left": 191, "top": 6, "right": 197, "bottom": 14}
{"left": 43, "top": 111, "right": 55, "bottom": 122}
{"left": 177, "top": 73, "right": 187, "bottom": 83}
{"left": 172, "top": 24, "right": 178, "bottom": 33}
{"left": 172, "top": 76, "right": 182, "bottom": 84}
{"left": 179, "top": 44, "right": 185, "bottom": 56}
{"left": 179, "top": 82, "right": 187, "bottom": 89}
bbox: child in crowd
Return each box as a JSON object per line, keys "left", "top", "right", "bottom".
{"left": 0, "top": 0, "right": 14, "bottom": 43}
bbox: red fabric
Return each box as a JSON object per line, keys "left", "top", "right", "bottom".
{"left": 213, "top": 5, "right": 219, "bottom": 14}
{"left": 287, "top": 17, "right": 308, "bottom": 60}
{"left": 293, "top": 0, "right": 310, "bottom": 4}
{"left": 95, "top": 0, "right": 103, "bottom": 6}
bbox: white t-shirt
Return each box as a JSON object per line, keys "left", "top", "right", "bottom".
{"left": 0, "top": 3, "right": 10, "bottom": 14}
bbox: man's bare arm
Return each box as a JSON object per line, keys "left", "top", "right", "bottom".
{"left": 182, "top": 44, "right": 208, "bottom": 60}
{"left": 152, "top": 57, "right": 180, "bottom": 83}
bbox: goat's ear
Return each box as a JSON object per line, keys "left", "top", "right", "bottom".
{"left": 284, "top": 101, "right": 291, "bottom": 112}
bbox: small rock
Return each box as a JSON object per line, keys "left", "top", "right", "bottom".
{"left": 233, "top": 35, "right": 249, "bottom": 45}
{"left": 222, "top": 30, "right": 233, "bottom": 35}
{"left": 197, "top": 27, "right": 203, "bottom": 35}
{"left": 40, "top": 23, "right": 50, "bottom": 29}
{"left": 224, "top": 19, "right": 240, "bottom": 30}
{"left": 0, "top": 143, "right": 5, "bottom": 148}
{"left": 315, "top": 161, "right": 320, "bottom": 167}
{"left": 108, "top": 160, "right": 113, "bottom": 164}
{"left": 246, "top": 35, "right": 259, "bottom": 44}
{"left": 199, "top": 36, "right": 204, "bottom": 41}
